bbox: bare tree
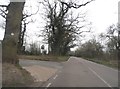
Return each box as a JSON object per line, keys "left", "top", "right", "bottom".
{"left": 75, "top": 39, "right": 104, "bottom": 58}
{"left": 41, "top": 0, "right": 93, "bottom": 55}
{"left": 0, "top": 3, "right": 39, "bottom": 55}
{"left": 99, "top": 24, "right": 119, "bottom": 60}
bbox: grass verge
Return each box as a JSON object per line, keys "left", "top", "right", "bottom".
{"left": 84, "top": 58, "right": 118, "bottom": 69}
{"left": 19, "top": 55, "right": 70, "bottom": 62}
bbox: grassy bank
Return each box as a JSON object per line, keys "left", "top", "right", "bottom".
{"left": 84, "top": 58, "right": 118, "bottom": 69}
{"left": 19, "top": 55, "right": 69, "bottom": 62}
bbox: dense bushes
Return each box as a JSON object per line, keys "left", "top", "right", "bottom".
{"left": 75, "top": 39, "right": 104, "bottom": 59}
{"left": 75, "top": 24, "right": 119, "bottom": 61}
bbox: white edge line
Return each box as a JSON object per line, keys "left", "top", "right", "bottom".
{"left": 76, "top": 57, "right": 114, "bottom": 88}
{"left": 88, "top": 67, "right": 112, "bottom": 88}
{"left": 80, "top": 57, "right": 118, "bottom": 72}
{"left": 46, "top": 83, "right": 52, "bottom": 88}
{"left": 53, "top": 75, "right": 58, "bottom": 79}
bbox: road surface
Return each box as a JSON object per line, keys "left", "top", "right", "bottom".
{"left": 42, "top": 57, "right": 118, "bottom": 88}
{"left": 0, "top": 42, "right": 2, "bottom": 89}
{"left": 19, "top": 59, "right": 62, "bottom": 69}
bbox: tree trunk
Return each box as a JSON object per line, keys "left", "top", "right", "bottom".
{"left": 2, "top": 2, "right": 25, "bottom": 64}
{"left": 18, "top": 20, "right": 26, "bottom": 54}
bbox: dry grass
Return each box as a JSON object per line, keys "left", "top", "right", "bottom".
{"left": 85, "top": 58, "right": 118, "bottom": 69}
{"left": 19, "top": 55, "right": 69, "bottom": 62}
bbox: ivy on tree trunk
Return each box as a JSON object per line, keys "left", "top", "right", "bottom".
{"left": 2, "top": 2, "right": 25, "bottom": 64}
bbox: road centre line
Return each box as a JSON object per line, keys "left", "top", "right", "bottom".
{"left": 53, "top": 75, "right": 58, "bottom": 79}
{"left": 67, "top": 57, "right": 71, "bottom": 62}
{"left": 88, "top": 67, "right": 113, "bottom": 88}
{"left": 46, "top": 83, "right": 52, "bottom": 88}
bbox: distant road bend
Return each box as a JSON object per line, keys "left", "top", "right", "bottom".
{"left": 43, "top": 57, "right": 118, "bottom": 88}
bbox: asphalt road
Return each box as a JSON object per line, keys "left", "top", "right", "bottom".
{"left": 0, "top": 42, "right": 2, "bottom": 89}
{"left": 43, "top": 57, "right": 118, "bottom": 88}
{"left": 19, "top": 59, "right": 63, "bottom": 69}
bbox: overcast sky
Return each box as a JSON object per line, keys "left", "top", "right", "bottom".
{"left": 87, "top": 0, "right": 119, "bottom": 33}
{"left": 0, "top": 0, "right": 119, "bottom": 43}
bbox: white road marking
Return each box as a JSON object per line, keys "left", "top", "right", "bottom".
{"left": 79, "top": 57, "right": 118, "bottom": 72}
{"left": 76, "top": 57, "right": 116, "bottom": 88}
{"left": 53, "top": 75, "right": 58, "bottom": 79}
{"left": 88, "top": 67, "right": 113, "bottom": 88}
{"left": 67, "top": 57, "right": 71, "bottom": 62}
{"left": 46, "top": 83, "right": 52, "bottom": 88}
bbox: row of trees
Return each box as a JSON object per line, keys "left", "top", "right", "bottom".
{"left": 0, "top": 0, "right": 94, "bottom": 64}
{"left": 75, "top": 24, "right": 119, "bottom": 60}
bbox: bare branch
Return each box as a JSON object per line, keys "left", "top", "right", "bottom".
{"left": 22, "top": 6, "right": 39, "bottom": 20}
{"left": 0, "top": 5, "right": 8, "bottom": 18}
{"left": 60, "top": 0, "right": 94, "bottom": 9}
{"left": 0, "top": 5, "right": 8, "bottom": 7}
{"left": 0, "top": 8, "right": 7, "bottom": 18}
